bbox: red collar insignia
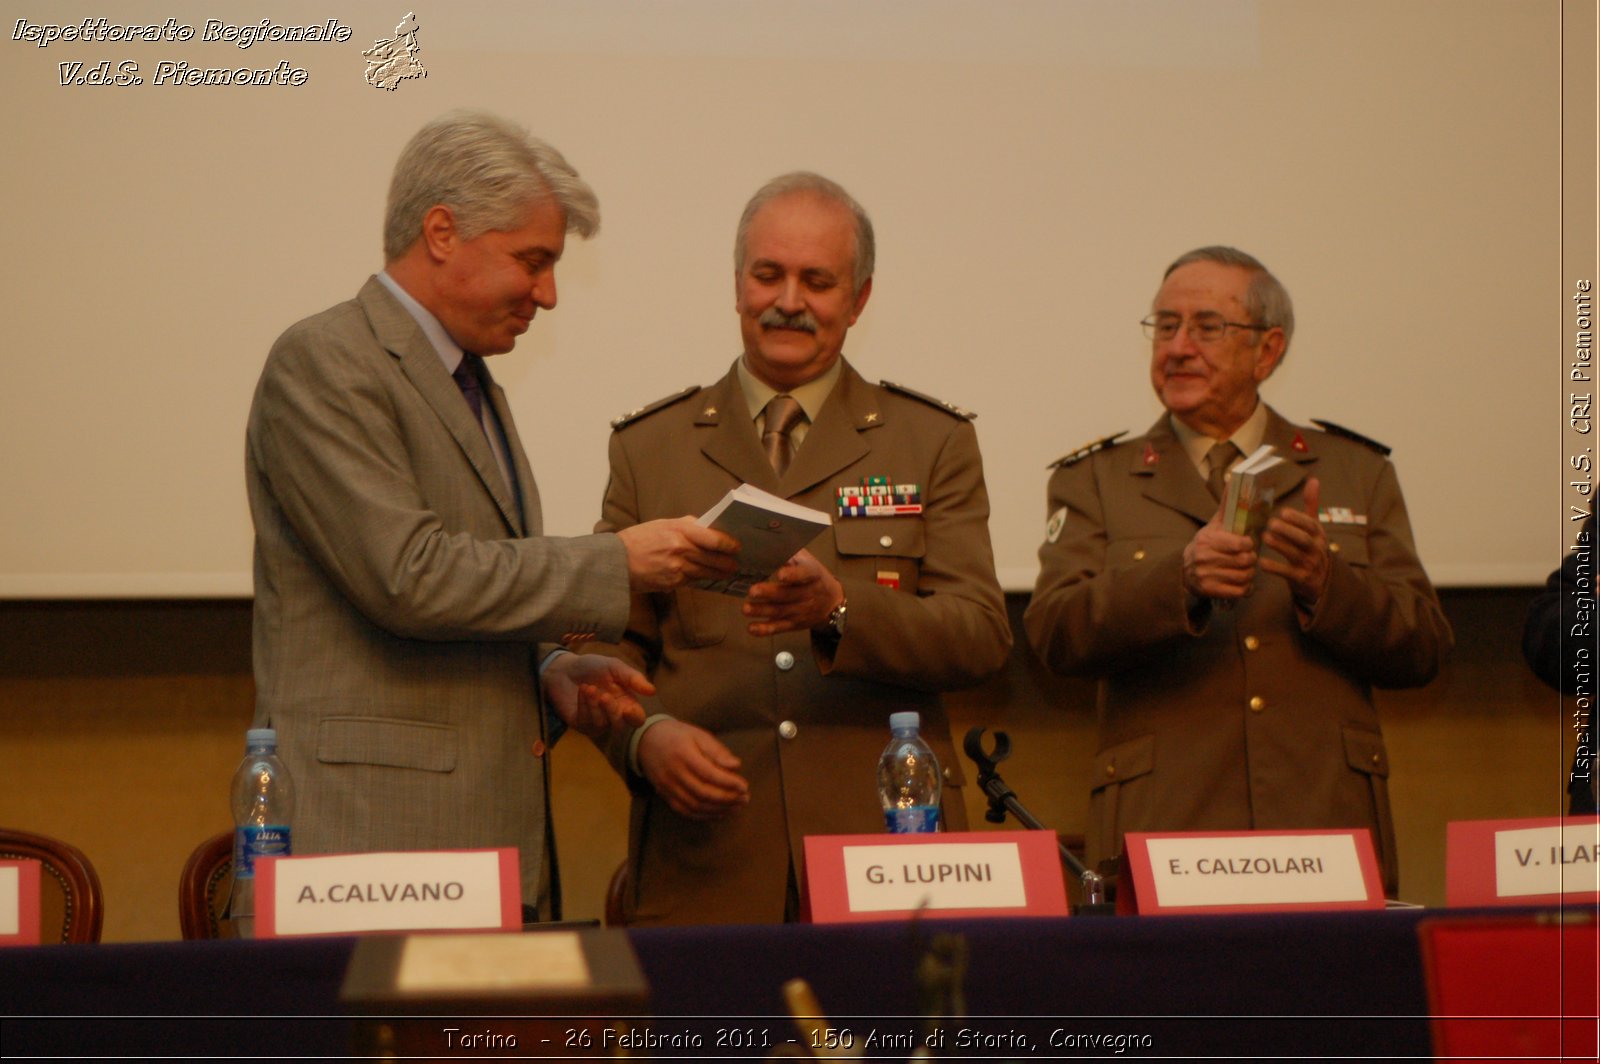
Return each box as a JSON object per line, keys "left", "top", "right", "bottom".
{"left": 1142, "top": 443, "right": 1159, "bottom": 466}
{"left": 1291, "top": 433, "right": 1309, "bottom": 453}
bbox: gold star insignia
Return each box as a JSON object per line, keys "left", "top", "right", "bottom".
{"left": 864, "top": 412, "right": 879, "bottom": 423}
{"left": 703, "top": 406, "right": 717, "bottom": 416}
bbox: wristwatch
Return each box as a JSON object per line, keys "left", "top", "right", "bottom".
{"left": 826, "top": 598, "right": 849, "bottom": 638}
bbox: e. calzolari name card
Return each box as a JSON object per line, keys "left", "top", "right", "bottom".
{"left": 804, "top": 831, "right": 1067, "bottom": 923}
{"left": 0, "top": 860, "right": 43, "bottom": 946}
{"left": 1123, "top": 830, "right": 1383, "bottom": 914}
{"left": 255, "top": 848, "right": 520, "bottom": 938}
{"left": 1445, "top": 816, "right": 1600, "bottom": 907}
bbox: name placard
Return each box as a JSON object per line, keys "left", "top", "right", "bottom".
{"left": 1445, "top": 816, "right": 1600, "bottom": 907}
{"left": 255, "top": 848, "right": 520, "bottom": 938}
{"left": 803, "top": 830, "right": 1067, "bottom": 923}
{"left": 1122, "top": 830, "right": 1384, "bottom": 914}
{"left": 0, "top": 860, "right": 43, "bottom": 947}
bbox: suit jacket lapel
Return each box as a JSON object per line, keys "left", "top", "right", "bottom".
{"left": 1134, "top": 414, "right": 1217, "bottom": 525}
{"left": 358, "top": 277, "right": 527, "bottom": 536}
{"left": 781, "top": 361, "right": 874, "bottom": 498}
{"left": 696, "top": 368, "right": 777, "bottom": 490}
{"left": 1258, "top": 406, "right": 1313, "bottom": 505}
{"left": 483, "top": 374, "right": 536, "bottom": 536}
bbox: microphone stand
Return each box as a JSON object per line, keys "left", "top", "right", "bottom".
{"left": 963, "top": 727, "right": 1112, "bottom": 915}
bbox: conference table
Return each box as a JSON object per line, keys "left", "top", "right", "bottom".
{"left": 0, "top": 907, "right": 1549, "bottom": 1059}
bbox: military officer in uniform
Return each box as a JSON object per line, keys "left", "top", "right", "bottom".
{"left": 1024, "top": 246, "right": 1452, "bottom": 896}
{"left": 593, "top": 172, "right": 1012, "bottom": 924}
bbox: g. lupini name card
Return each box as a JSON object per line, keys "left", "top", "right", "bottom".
{"left": 803, "top": 830, "right": 1067, "bottom": 923}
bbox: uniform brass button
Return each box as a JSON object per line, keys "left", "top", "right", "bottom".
{"left": 775, "top": 651, "right": 795, "bottom": 671}
{"left": 1371, "top": 753, "right": 1381, "bottom": 766}
{"left": 942, "top": 766, "right": 957, "bottom": 783}
{"left": 1132, "top": 549, "right": 1146, "bottom": 561}
{"left": 530, "top": 740, "right": 547, "bottom": 757}
{"left": 1248, "top": 696, "right": 1265, "bottom": 712}
{"left": 879, "top": 535, "right": 894, "bottom": 548}
{"left": 778, "top": 720, "right": 798, "bottom": 740}
{"left": 1329, "top": 542, "right": 1341, "bottom": 554}
{"left": 1244, "top": 635, "right": 1260, "bottom": 651}
{"left": 1104, "top": 762, "right": 1116, "bottom": 778}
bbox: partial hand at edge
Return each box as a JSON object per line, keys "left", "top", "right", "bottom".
{"left": 1182, "top": 494, "right": 1259, "bottom": 601}
{"left": 617, "top": 516, "right": 740, "bottom": 593}
{"left": 742, "top": 549, "right": 843, "bottom": 637}
{"left": 637, "top": 718, "right": 749, "bottom": 820}
{"left": 541, "top": 653, "right": 653, "bottom": 738}
{"left": 1260, "top": 476, "right": 1332, "bottom": 607}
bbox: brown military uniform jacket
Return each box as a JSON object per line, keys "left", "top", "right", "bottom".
{"left": 595, "top": 359, "right": 1012, "bottom": 924}
{"left": 1023, "top": 408, "right": 1452, "bottom": 895}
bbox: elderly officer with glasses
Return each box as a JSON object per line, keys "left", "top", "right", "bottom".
{"left": 1024, "top": 246, "right": 1451, "bottom": 897}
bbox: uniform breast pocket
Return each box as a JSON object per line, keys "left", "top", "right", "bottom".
{"left": 1325, "top": 531, "right": 1371, "bottom": 567}
{"left": 1106, "top": 537, "right": 1187, "bottom": 569}
{"left": 833, "top": 517, "right": 926, "bottom": 594}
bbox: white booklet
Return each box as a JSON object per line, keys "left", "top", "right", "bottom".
{"left": 1220, "top": 443, "right": 1286, "bottom": 540}
{"left": 694, "top": 483, "right": 832, "bottom": 596}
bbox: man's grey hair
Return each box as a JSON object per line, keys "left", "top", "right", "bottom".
{"left": 734, "top": 172, "right": 875, "bottom": 295}
{"left": 384, "top": 110, "right": 599, "bottom": 262}
{"left": 1163, "top": 245, "right": 1295, "bottom": 351}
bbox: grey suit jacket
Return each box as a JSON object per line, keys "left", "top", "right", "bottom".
{"left": 245, "top": 276, "right": 630, "bottom": 909}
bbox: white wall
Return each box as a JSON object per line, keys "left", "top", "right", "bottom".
{"left": 0, "top": 0, "right": 1573, "bottom": 595}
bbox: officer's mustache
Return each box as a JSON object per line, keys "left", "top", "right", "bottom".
{"left": 759, "top": 307, "right": 818, "bottom": 333}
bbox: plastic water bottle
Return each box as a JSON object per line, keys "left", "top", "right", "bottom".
{"left": 229, "top": 727, "right": 294, "bottom": 937}
{"left": 878, "top": 712, "right": 941, "bottom": 833}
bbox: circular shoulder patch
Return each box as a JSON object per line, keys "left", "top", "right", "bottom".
{"left": 1046, "top": 506, "right": 1068, "bottom": 543}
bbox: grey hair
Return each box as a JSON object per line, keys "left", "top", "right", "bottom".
{"left": 383, "top": 110, "right": 599, "bottom": 262}
{"left": 734, "top": 172, "right": 875, "bottom": 295}
{"left": 1163, "top": 245, "right": 1295, "bottom": 351}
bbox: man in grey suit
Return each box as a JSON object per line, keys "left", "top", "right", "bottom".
{"left": 245, "top": 111, "right": 737, "bottom": 919}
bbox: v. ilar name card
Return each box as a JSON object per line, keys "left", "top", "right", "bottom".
{"left": 1446, "top": 816, "right": 1600, "bottom": 906}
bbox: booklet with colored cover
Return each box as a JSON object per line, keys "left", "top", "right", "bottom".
{"left": 1220, "top": 444, "right": 1285, "bottom": 540}
{"left": 694, "top": 484, "right": 832, "bottom": 596}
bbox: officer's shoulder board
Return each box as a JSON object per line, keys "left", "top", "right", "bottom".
{"left": 878, "top": 380, "right": 976, "bottom": 420}
{"left": 1048, "top": 430, "right": 1128, "bottom": 469}
{"left": 610, "top": 385, "right": 701, "bottom": 430}
{"left": 1310, "top": 418, "right": 1391, "bottom": 456}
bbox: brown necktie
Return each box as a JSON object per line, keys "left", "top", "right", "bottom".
{"left": 1205, "top": 441, "right": 1241, "bottom": 501}
{"left": 762, "top": 395, "right": 806, "bottom": 476}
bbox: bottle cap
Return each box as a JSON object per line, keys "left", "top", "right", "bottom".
{"left": 888, "top": 711, "right": 921, "bottom": 734}
{"left": 246, "top": 727, "right": 277, "bottom": 749}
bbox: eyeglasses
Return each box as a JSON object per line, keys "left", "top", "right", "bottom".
{"left": 1140, "top": 313, "right": 1271, "bottom": 344}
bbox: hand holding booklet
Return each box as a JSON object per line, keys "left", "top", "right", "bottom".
{"left": 694, "top": 484, "right": 832, "bottom": 596}
{"left": 1220, "top": 444, "right": 1285, "bottom": 542}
